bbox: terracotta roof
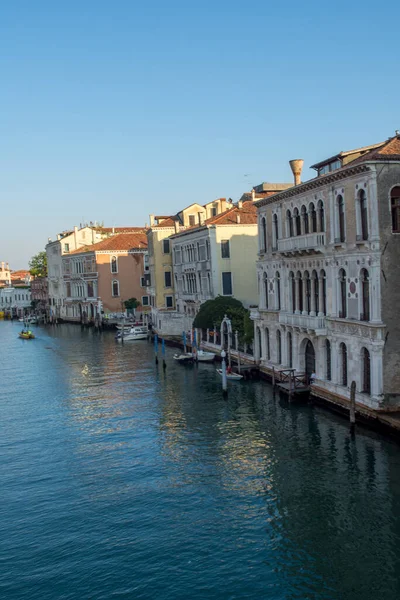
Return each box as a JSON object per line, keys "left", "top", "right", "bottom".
{"left": 152, "top": 217, "right": 177, "bottom": 229}
{"left": 206, "top": 200, "right": 257, "bottom": 225}
{"left": 310, "top": 142, "right": 385, "bottom": 169}
{"left": 350, "top": 136, "right": 400, "bottom": 165}
{"left": 69, "top": 233, "right": 148, "bottom": 254}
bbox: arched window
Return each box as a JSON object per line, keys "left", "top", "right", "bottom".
{"left": 275, "top": 272, "right": 281, "bottom": 310}
{"left": 287, "top": 210, "right": 293, "bottom": 237}
{"left": 287, "top": 332, "right": 293, "bottom": 368}
{"left": 110, "top": 256, "right": 118, "bottom": 273}
{"left": 289, "top": 271, "right": 295, "bottom": 313}
{"left": 359, "top": 190, "right": 368, "bottom": 240}
{"left": 362, "top": 347, "right": 371, "bottom": 394}
{"left": 312, "top": 270, "right": 319, "bottom": 315}
{"left": 317, "top": 200, "right": 325, "bottom": 232}
{"left": 360, "top": 269, "right": 370, "bottom": 321}
{"left": 257, "top": 327, "right": 262, "bottom": 360}
{"left": 301, "top": 205, "right": 309, "bottom": 234}
{"left": 293, "top": 208, "right": 301, "bottom": 236}
{"left": 339, "top": 269, "right": 347, "bottom": 318}
{"left": 337, "top": 195, "right": 345, "bottom": 242}
{"left": 391, "top": 186, "right": 400, "bottom": 233}
{"left": 340, "top": 342, "right": 347, "bottom": 386}
{"left": 326, "top": 339, "right": 331, "bottom": 381}
{"left": 276, "top": 330, "right": 282, "bottom": 364}
{"left": 320, "top": 269, "right": 327, "bottom": 316}
{"left": 261, "top": 217, "right": 267, "bottom": 252}
{"left": 304, "top": 270, "right": 311, "bottom": 314}
{"left": 112, "top": 279, "right": 120, "bottom": 297}
{"left": 265, "top": 328, "right": 270, "bottom": 360}
{"left": 273, "top": 214, "right": 279, "bottom": 244}
{"left": 297, "top": 271, "right": 303, "bottom": 313}
{"left": 309, "top": 202, "right": 317, "bottom": 233}
{"left": 263, "top": 272, "right": 268, "bottom": 309}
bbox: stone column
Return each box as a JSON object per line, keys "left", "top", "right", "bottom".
{"left": 310, "top": 276, "right": 316, "bottom": 316}
{"left": 295, "top": 276, "right": 301, "bottom": 315}
{"left": 206, "top": 328, "right": 210, "bottom": 343}
{"left": 318, "top": 276, "right": 325, "bottom": 316}
{"left": 302, "top": 277, "right": 308, "bottom": 315}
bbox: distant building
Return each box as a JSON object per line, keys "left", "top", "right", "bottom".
{"left": 62, "top": 232, "right": 149, "bottom": 322}
{"left": 46, "top": 225, "right": 145, "bottom": 320}
{"left": 146, "top": 199, "right": 232, "bottom": 335}
{"left": 0, "top": 286, "right": 31, "bottom": 318}
{"left": 31, "top": 276, "right": 48, "bottom": 315}
{"left": 252, "top": 134, "right": 400, "bottom": 410}
{"left": 0, "top": 262, "right": 11, "bottom": 287}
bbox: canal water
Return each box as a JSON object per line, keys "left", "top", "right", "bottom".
{"left": 1, "top": 321, "right": 400, "bottom": 600}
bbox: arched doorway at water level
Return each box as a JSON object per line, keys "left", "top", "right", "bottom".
{"left": 305, "top": 340, "right": 315, "bottom": 383}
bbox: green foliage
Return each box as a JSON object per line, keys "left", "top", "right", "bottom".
{"left": 29, "top": 251, "right": 47, "bottom": 277}
{"left": 193, "top": 295, "right": 254, "bottom": 343}
{"left": 124, "top": 297, "right": 141, "bottom": 310}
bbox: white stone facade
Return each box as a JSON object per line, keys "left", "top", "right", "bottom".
{"left": 253, "top": 162, "right": 388, "bottom": 410}
{"left": 0, "top": 286, "right": 31, "bottom": 317}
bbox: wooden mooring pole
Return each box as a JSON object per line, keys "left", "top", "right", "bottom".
{"left": 272, "top": 366, "right": 275, "bottom": 387}
{"left": 350, "top": 380, "right": 356, "bottom": 435}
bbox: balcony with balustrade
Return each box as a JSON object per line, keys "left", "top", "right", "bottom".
{"left": 279, "top": 312, "right": 327, "bottom": 335}
{"left": 277, "top": 232, "right": 326, "bottom": 256}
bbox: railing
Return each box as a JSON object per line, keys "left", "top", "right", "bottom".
{"left": 279, "top": 312, "right": 326, "bottom": 331}
{"left": 278, "top": 369, "right": 307, "bottom": 387}
{"left": 277, "top": 232, "right": 325, "bottom": 254}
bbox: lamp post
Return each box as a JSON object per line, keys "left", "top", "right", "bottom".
{"left": 221, "top": 349, "right": 228, "bottom": 395}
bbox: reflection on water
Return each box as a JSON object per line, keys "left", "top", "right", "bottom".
{"left": 1, "top": 321, "right": 400, "bottom": 600}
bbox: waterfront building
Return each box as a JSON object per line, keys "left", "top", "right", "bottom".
{"left": 0, "top": 262, "right": 11, "bottom": 287}
{"left": 0, "top": 285, "right": 31, "bottom": 318}
{"left": 46, "top": 225, "right": 144, "bottom": 320}
{"left": 147, "top": 198, "right": 231, "bottom": 334}
{"left": 30, "top": 276, "right": 49, "bottom": 315}
{"left": 62, "top": 232, "right": 149, "bottom": 322}
{"left": 252, "top": 134, "right": 400, "bottom": 410}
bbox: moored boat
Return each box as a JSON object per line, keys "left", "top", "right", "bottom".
{"left": 173, "top": 352, "right": 194, "bottom": 363}
{"left": 116, "top": 326, "right": 148, "bottom": 341}
{"left": 195, "top": 350, "right": 216, "bottom": 363}
{"left": 216, "top": 368, "right": 243, "bottom": 381}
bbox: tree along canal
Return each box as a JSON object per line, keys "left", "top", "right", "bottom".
{"left": 1, "top": 321, "right": 400, "bottom": 600}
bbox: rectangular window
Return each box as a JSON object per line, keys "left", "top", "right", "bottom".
{"left": 221, "top": 240, "right": 230, "bottom": 258}
{"left": 142, "top": 296, "right": 149, "bottom": 306}
{"left": 163, "top": 239, "right": 170, "bottom": 254}
{"left": 222, "top": 272, "right": 232, "bottom": 296}
{"left": 211, "top": 206, "right": 217, "bottom": 217}
{"left": 66, "top": 282, "right": 71, "bottom": 297}
{"left": 164, "top": 271, "right": 172, "bottom": 288}
{"left": 140, "top": 276, "right": 145, "bottom": 287}
{"left": 166, "top": 295, "right": 173, "bottom": 308}
{"left": 64, "top": 243, "right": 70, "bottom": 253}
{"left": 189, "top": 215, "right": 195, "bottom": 226}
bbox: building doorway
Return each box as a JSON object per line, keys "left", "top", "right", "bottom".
{"left": 305, "top": 340, "right": 315, "bottom": 382}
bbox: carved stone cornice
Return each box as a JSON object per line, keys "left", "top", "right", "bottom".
{"left": 255, "top": 165, "right": 371, "bottom": 208}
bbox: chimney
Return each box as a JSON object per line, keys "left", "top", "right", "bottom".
{"left": 1, "top": 262, "right": 4, "bottom": 271}
{"left": 6, "top": 263, "right": 9, "bottom": 271}
{"left": 74, "top": 225, "right": 78, "bottom": 247}
{"left": 289, "top": 159, "right": 304, "bottom": 186}
{"left": 238, "top": 200, "right": 243, "bottom": 209}
{"left": 149, "top": 214, "right": 155, "bottom": 227}
{"left": 251, "top": 189, "right": 256, "bottom": 201}
{"left": 174, "top": 220, "right": 180, "bottom": 234}
{"left": 236, "top": 214, "right": 241, "bottom": 224}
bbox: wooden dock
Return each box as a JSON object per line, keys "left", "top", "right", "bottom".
{"left": 273, "top": 368, "right": 310, "bottom": 399}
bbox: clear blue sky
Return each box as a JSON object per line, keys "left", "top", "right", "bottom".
{"left": 1, "top": 0, "right": 399, "bottom": 268}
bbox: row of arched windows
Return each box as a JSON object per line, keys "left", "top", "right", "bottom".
{"left": 260, "top": 267, "right": 371, "bottom": 321}
{"left": 286, "top": 201, "right": 325, "bottom": 238}
{"left": 260, "top": 327, "right": 371, "bottom": 394}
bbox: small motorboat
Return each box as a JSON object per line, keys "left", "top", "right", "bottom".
{"left": 116, "top": 326, "right": 148, "bottom": 341}
{"left": 216, "top": 368, "right": 243, "bottom": 381}
{"left": 173, "top": 352, "right": 194, "bottom": 363}
{"left": 195, "top": 350, "right": 216, "bottom": 363}
{"left": 19, "top": 330, "right": 35, "bottom": 340}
